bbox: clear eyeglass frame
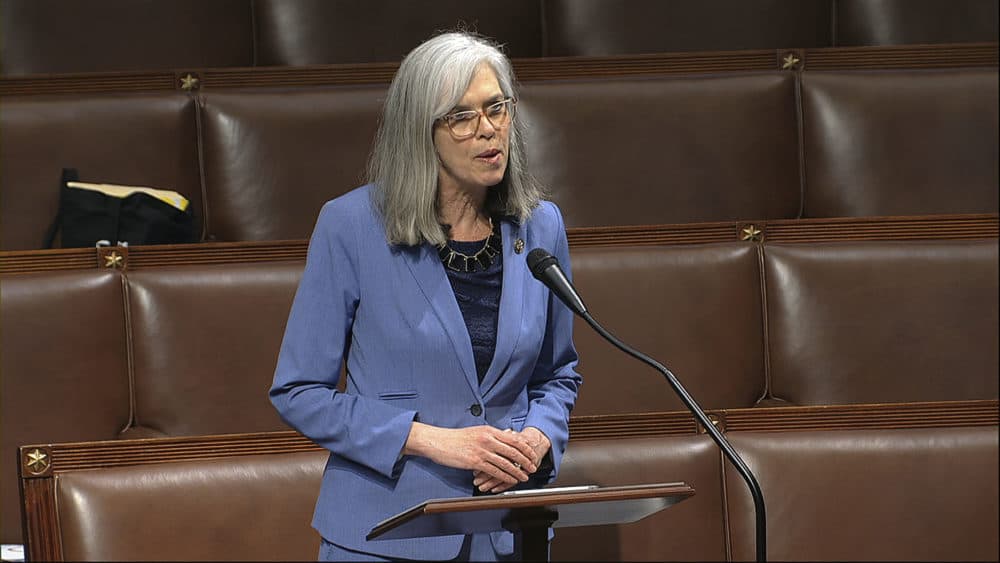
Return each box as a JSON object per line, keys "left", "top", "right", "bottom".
{"left": 439, "top": 97, "right": 516, "bottom": 139}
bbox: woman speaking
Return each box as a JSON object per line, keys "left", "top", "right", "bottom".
{"left": 270, "top": 31, "right": 581, "bottom": 561}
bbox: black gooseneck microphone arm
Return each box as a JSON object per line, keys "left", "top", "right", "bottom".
{"left": 578, "top": 310, "right": 767, "bottom": 562}
{"left": 527, "top": 249, "right": 766, "bottom": 562}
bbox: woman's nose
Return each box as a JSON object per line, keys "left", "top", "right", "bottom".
{"left": 477, "top": 114, "right": 497, "bottom": 138}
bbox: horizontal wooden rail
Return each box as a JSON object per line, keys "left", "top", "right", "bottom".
{"left": 2, "top": 213, "right": 995, "bottom": 276}
{"left": 18, "top": 399, "right": 997, "bottom": 478}
{"left": 2, "top": 42, "right": 995, "bottom": 97}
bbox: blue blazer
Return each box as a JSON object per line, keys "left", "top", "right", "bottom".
{"left": 270, "top": 185, "right": 582, "bottom": 559}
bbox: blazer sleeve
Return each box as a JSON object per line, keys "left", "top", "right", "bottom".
{"left": 522, "top": 202, "right": 583, "bottom": 483}
{"left": 269, "top": 201, "right": 416, "bottom": 479}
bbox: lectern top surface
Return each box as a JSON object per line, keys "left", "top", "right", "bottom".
{"left": 367, "top": 482, "right": 694, "bottom": 542}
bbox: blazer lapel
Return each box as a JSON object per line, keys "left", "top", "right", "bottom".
{"left": 481, "top": 220, "right": 526, "bottom": 395}
{"left": 401, "top": 244, "right": 480, "bottom": 395}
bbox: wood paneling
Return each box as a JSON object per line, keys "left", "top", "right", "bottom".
{"left": 2, "top": 43, "right": 995, "bottom": 97}
{"left": 18, "top": 400, "right": 997, "bottom": 473}
{"left": 3, "top": 214, "right": 995, "bottom": 276}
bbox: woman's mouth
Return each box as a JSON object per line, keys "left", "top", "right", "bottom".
{"left": 476, "top": 149, "right": 502, "bottom": 165}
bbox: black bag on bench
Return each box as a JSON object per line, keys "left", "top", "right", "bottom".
{"left": 44, "top": 168, "right": 196, "bottom": 248}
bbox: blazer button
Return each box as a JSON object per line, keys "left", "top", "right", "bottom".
{"left": 469, "top": 403, "right": 483, "bottom": 417}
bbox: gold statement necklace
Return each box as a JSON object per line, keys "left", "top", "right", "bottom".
{"left": 438, "top": 217, "right": 502, "bottom": 273}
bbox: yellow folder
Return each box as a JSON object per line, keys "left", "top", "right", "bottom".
{"left": 66, "top": 181, "right": 189, "bottom": 212}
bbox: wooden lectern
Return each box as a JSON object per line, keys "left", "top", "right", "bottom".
{"left": 367, "top": 482, "right": 695, "bottom": 561}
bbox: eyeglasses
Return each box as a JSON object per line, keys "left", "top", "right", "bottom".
{"left": 439, "top": 97, "right": 516, "bottom": 139}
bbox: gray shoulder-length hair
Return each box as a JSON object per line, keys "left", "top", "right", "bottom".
{"left": 367, "top": 31, "right": 545, "bottom": 247}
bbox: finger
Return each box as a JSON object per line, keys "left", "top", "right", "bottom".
{"left": 528, "top": 446, "right": 546, "bottom": 467}
{"left": 493, "top": 429, "right": 537, "bottom": 462}
{"left": 473, "top": 471, "right": 491, "bottom": 488}
{"left": 477, "top": 476, "right": 503, "bottom": 492}
{"left": 490, "top": 435, "right": 537, "bottom": 473}
{"left": 485, "top": 452, "right": 529, "bottom": 483}
{"left": 475, "top": 428, "right": 533, "bottom": 476}
{"left": 496, "top": 451, "right": 532, "bottom": 481}
{"left": 490, "top": 481, "right": 516, "bottom": 494}
{"left": 473, "top": 455, "right": 520, "bottom": 485}
{"left": 521, "top": 435, "right": 550, "bottom": 467}
{"left": 476, "top": 428, "right": 534, "bottom": 472}
{"left": 509, "top": 447, "right": 537, "bottom": 474}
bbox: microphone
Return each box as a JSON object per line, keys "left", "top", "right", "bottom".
{"left": 527, "top": 248, "right": 768, "bottom": 562}
{"left": 527, "top": 248, "right": 587, "bottom": 316}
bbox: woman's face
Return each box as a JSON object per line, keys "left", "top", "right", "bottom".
{"left": 434, "top": 64, "right": 511, "bottom": 194}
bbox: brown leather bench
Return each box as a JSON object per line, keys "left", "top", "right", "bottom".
{"left": 0, "top": 0, "right": 254, "bottom": 75}
{"left": 196, "top": 71, "right": 801, "bottom": 239}
{"left": 252, "top": 0, "right": 545, "bottom": 65}
{"left": 197, "top": 72, "right": 801, "bottom": 239}
{"left": 0, "top": 92, "right": 203, "bottom": 250}
{"left": 124, "top": 262, "right": 304, "bottom": 437}
{"left": 551, "top": 434, "right": 727, "bottom": 561}
{"left": 543, "top": 0, "right": 998, "bottom": 56}
{"left": 800, "top": 69, "right": 998, "bottom": 218}
{"left": 0, "top": 270, "right": 131, "bottom": 546}
{"left": 570, "top": 237, "right": 998, "bottom": 413}
{"left": 519, "top": 73, "right": 800, "bottom": 227}
{"left": 0, "top": 261, "right": 304, "bottom": 543}
{"left": 3, "top": 230, "right": 997, "bottom": 545}
{"left": 764, "top": 239, "right": 1000, "bottom": 405}
{"left": 724, "top": 425, "right": 999, "bottom": 561}
{"left": 52, "top": 449, "right": 326, "bottom": 560}
{"left": 542, "top": 0, "right": 833, "bottom": 56}
{"left": 4, "top": 0, "right": 995, "bottom": 75}
{"left": 570, "top": 243, "right": 766, "bottom": 414}
{"left": 18, "top": 402, "right": 998, "bottom": 561}
{"left": 193, "top": 67, "right": 999, "bottom": 237}
{"left": 3, "top": 66, "right": 996, "bottom": 249}
{"left": 834, "top": 0, "right": 998, "bottom": 47}
{"left": 198, "top": 87, "right": 384, "bottom": 242}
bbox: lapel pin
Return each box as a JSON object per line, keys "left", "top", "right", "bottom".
{"left": 514, "top": 239, "right": 525, "bottom": 254}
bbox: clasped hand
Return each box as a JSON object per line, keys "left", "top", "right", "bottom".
{"left": 404, "top": 423, "right": 551, "bottom": 494}
{"left": 473, "top": 426, "right": 550, "bottom": 493}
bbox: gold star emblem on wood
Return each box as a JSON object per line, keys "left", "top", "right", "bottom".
{"left": 781, "top": 53, "right": 801, "bottom": 70}
{"left": 25, "top": 449, "right": 49, "bottom": 474}
{"left": 179, "top": 73, "right": 200, "bottom": 91}
{"left": 698, "top": 414, "right": 725, "bottom": 433}
{"left": 740, "top": 225, "right": 762, "bottom": 242}
{"left": 104, "top": 251, "right": 124, "bottom": 269}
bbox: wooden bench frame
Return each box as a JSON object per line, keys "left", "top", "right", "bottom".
{"left": 2, "top": 213, "right": 996, "bottom": 276}
{"left": 18, "top": 399, "right": 998, "bottom": 560}
{"left": 2, "top": 42, "right": 996, "bottom": 97}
